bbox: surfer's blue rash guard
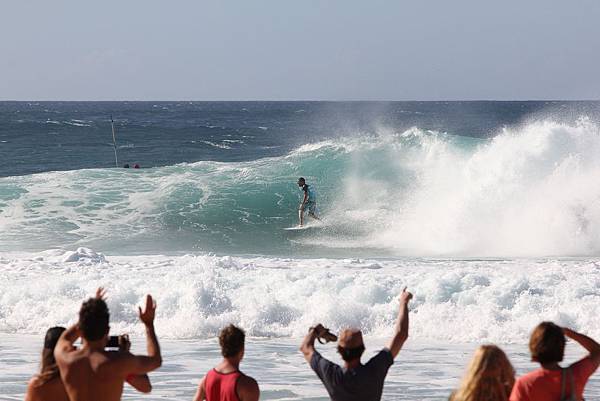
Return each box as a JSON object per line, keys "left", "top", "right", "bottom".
{"left": 301, "top": 184, "right": 316, "bottom": 203}
{"left": 300, "top": 184, "right": 318, "bottom": 215}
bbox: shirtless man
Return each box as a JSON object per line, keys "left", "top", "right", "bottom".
{"left": 193, "top": 324, "right": 259, "bottom": 401}
{"left": 54, "top": 289, "right": 162, "bottom": 401}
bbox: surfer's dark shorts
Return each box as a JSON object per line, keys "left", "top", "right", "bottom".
{"left": 301, "top": 201, "right": 318, "bottom": 215}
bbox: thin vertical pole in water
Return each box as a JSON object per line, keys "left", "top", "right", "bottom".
{"left": 111, "top": 115, "right": 119, "bottom": 168}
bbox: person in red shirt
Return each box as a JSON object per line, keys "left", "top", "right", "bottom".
{"left": 510, "top": 322, "right": 600, "bottom": 401}
{"left": 193, "top": 325, "right": 259, "bottom": 401}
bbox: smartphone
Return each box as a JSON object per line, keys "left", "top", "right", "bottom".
{"left": 106, "top": 335, "right": 120, "bottom": 349}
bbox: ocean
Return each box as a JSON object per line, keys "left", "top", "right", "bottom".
{"left": 1, "top": 101, "right": 600, "bottom": 400}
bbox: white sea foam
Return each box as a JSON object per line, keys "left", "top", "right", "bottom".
{"left": 313, "top": 118, "right": 600, "bottom": 257}
{"left": 64, "top": 121, "right": 91, "bottom": 127}
{"left": 61, "top": 247, "right": 106, "bottom": 263}
{"left": 199, "top": 140, "right": 232, "bottom": 149}
{"left": 1, "top": 250, "right": 599, "bottom": 343}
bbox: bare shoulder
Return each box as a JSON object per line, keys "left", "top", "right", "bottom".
{"left": 236, "top": 374, "right": 260, "bottom": 401}
{"left": 237, "top": 373, "right": 260, "bottom": 401}
{"left": 25, "top": 376, "right": 41, "bottom": 400}
{"left": 238, "top": 373, "right": 259, "bottom": 388}
{"left": 26, "top": 376, "right": 68, "bottom": 401}
{"left": 55, "top": 346, "right": 81, "bottom": 364}
{"left": 99, "top": 350, "right": 135, "bottom": 370}
{"left": 27, "top": 375, "right": 41, "bottom": 388}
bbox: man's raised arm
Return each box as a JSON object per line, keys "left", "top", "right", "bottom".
{"left": 386, "top": 288, "right": 413, "bottom": 359}
{"left": 116, "top": 294, "right": 162, "bottom": 375}
{"left": 54, "top": 324, "right": 80, "bottom": 361}
{"left": 127, "top": 374, "right": 152, "bottom": 393}
{"left": 117, "top": 334, "right": 153, "bottom": 393}
{"left": 140, "top": 294, "right": 162, "bottom": 369}
{"left": 300, "top": 324, "right": 324, "bottom": 363}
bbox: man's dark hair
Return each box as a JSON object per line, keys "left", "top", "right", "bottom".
{"left": 529, "top": 321, "right": 565, "bottom": 363}
{"left": 298, "top": 177, "right": 305, "bottom": 183}
{"left": 219, "top": 324, "right": 245, "bottom": 358}
{"left": 79, "top": 298, "right": 109, "bottom": 341}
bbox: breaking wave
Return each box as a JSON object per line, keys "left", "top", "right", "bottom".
{"left": 1, "top": 118, "right": 599, "bottom": 257}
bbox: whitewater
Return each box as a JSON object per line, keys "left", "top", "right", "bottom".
{"left": 2, "top": 118, "right": 600, "bottom": 257}
{"left": 2, "top": 102, "right": 600, "bottom": 399}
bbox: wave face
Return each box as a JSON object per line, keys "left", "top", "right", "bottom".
{"left": 1, "top": 118, "right": 600, "bottom": 257}
{"left": 1, "top": 250, "right": 599, "bottom": 342}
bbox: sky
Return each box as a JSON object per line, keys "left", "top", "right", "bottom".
{"left": 1, "top": 0, "right": 599, "bottom": 101}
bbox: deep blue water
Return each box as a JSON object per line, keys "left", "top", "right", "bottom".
{"left": 2, "top": 101, "right": 597, "bottom": 177}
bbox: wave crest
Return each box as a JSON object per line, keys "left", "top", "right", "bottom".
{"left": 1, "top": 119, "right": 599, "bottom": 256}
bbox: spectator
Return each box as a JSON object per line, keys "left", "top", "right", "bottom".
{"left": 450, "top": 344, "right": 515, "bottom": 401}
{"left": 510, "top": 322, "right": 600, "bottom": 401}
{"left": 54, "top": 288, "right": 161, "bottom": 401}
{"left": 300, "top": 287, "right": 413, "bottom": 401}
{"left": 193, "top": 324, "right": 259, "bottom": 401}
{"left": 25, "top": 327, "right": 69, "bottom": 401}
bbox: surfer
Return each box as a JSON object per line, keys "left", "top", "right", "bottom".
{"left": 297, "top": 177, "right": 320, "bottom": 226}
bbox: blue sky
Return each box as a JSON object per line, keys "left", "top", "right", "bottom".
{"left": 1, "top": 0, "right": 599, "bottom": 100}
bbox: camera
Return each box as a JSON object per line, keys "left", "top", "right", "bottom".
{"left": 106, "top": 335, "right": 120, "bottom": 349}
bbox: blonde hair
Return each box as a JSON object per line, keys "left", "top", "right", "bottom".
{"left": 450, "top": 345, "right": 515, "bottom": 401}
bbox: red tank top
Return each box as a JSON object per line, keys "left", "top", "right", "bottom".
{"left": 205, "top": 369, "right": 242, "bottom": 401}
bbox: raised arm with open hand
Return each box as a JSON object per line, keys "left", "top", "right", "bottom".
{"left": 138, "top": 294, "right": 156, "bottom": 326}
{"left": 386, "top": 287, "right": 413, "bottom": 359}
{"left": 95, "top": 287, "right": 107, "bottom": 300}
{"left": 114, "top": 294, "right": 162, "bottom": 376}
{"left": 139, "top": 295, "right": 161, "bottom": 368}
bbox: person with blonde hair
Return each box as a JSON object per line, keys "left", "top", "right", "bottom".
{"left": 450, "top": 345, "right": 515, "bottom": 401}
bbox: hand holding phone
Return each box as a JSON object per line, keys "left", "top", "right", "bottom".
{"left": 105, "top": 334, "right": 130, "bottom": 351}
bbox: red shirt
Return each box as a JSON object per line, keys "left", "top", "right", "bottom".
{"left": 509, "top": 357, "right": 598, "bottom": 401}
{"left": 205, "top": 369, "right": 242, "bottom": 401}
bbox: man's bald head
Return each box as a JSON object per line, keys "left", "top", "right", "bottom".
{"left": 338, "top": 329, "right": 364, "bottom": 348}
{"left": 337, "top": 328, "right": 365, "bottom": 362}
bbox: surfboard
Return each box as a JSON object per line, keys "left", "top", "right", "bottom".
{"left": 283, "top": 222, "right": 324, "bottom": 231}
{"left": 283, "top": 225, "right": 313, "bottom": 231}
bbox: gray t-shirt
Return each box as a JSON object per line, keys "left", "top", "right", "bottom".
{"left": 310, "top": 349, "right": 394, "bottom": 401}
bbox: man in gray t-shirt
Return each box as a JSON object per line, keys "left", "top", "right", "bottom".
{"left": 300, "top": 288, "right": 413, "bottom": 401}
